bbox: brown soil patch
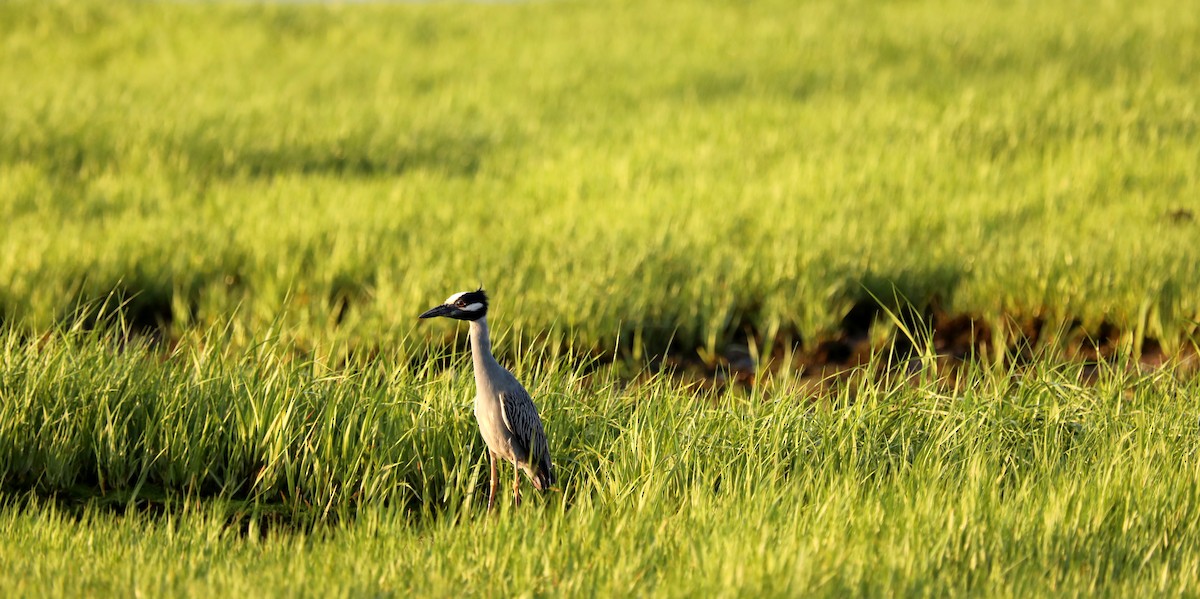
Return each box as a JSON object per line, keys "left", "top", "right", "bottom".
{"left": 658, "top": 301, "right": 1200, "bottom": 393}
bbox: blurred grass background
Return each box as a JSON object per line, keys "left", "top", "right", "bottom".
{"left": 2, "top": 0, "right": 1197, "bottom": 363}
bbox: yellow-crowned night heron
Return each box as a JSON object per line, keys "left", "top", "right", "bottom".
{"left": 419, "top": 288, "right": 555, "bottom": 509}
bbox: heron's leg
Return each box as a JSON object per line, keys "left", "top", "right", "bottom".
{"left": 512, "top": 463, "right": 522, "bottom": 507}
{"left": 488, "top": 451, "right": 498, "bottom": 511}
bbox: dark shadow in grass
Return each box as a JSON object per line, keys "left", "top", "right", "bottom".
{"left": 1, "top": 123, "right": 492, "bottom": 181}
{"left": 0, "top": 124, "right": 119, "bottom": 182}
{"left": 637, "top": 264, "right": 990, "bottom": 391}
{"left": 849, "top": 265, "right": 964, "bottom": 357}
{"left": 674, "top": 68, "right": 749, "bottom": 102}
{"left": 1166, "top": 208, "right": 1195, "bottom": 224}
{"left": 328, "top": 273, "right": 375, "bottom": 327}
{"left": 1, "top": 486, "right": 342, "bottom": 540}
{"left": 67, "top": 280, "right": 199, "bottom": 344}
{"left": 186, "top": 125, "right": 492, "bottom": 179}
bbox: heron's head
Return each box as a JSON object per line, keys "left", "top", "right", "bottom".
{"left": 418, "top": 288, "right": 489, "bottom": 321}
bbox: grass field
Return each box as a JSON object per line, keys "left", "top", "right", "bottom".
{"left": 2, "top": 0, "right": 1200, "bottom": 596}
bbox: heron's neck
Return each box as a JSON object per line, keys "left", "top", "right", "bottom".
{"left": 468, "top": 317, "right": 497, "bottom": 373}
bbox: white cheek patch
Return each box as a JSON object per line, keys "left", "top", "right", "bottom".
{"left": 461, "top": 302, "right": 484, "bottom": 312}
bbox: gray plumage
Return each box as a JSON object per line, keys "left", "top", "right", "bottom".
{"left": 470, "top": 318, "right": 555, "bottom": 490}
{"left": 419, "top": 289, "right": 555, "bottom": 509}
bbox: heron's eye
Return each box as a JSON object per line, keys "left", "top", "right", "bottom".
{"left": 454, "top": 300, "right": 466, "bottom": 308}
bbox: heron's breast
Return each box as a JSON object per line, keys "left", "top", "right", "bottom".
{"left": 474, "top": 394, "right": 513, "bottom": 458}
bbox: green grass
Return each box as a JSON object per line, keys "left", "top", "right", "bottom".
{"left": 2, "top": 0, "right": 1198, "bottom": 357}
{"left": 2, "top": 326, "right": 1199, "bottom": 596}
{"left": 3, "top": 0, "right": 1200, "bottom": 596}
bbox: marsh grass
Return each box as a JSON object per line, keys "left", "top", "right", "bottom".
{"left": 2, "top": 320, "right": 1199, "bottom": 596}
{"left": 3, "top": 0, "right": 1200, "bottom": 595}
{"left": 1, "top": 0, "right": 1198, "bottom": 357}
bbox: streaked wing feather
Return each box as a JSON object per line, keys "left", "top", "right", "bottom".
{"left": 498, "top": 388, "right": 551, "bottom": 474}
